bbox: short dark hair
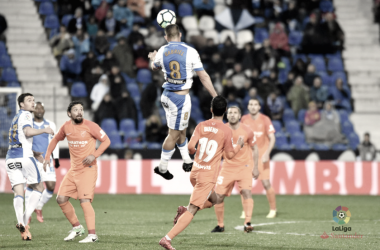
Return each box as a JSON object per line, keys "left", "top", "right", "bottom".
{"left": 211, "top": 96, "right": 227, "bottom": 116}
{"left": 228, "top": 106, "right": 241, "bottom": 114}
{"left": 18, "top": 93, "right": 33, "bottom": 108}
{"left": 67, "top": 101, "right": 84, "bottom": 113}
{"left": 249, "top": 98, "right": 261, "bottom": 105}
{"left": 165, "top": 24, "right": 180, "bottom": 39}
{"left": 364, "top": 132, "right": 370, "bottom": 137}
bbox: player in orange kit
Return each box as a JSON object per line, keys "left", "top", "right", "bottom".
{"left": 158, "top": 96, "right": 244, "bottom": 250}
{"left": 211, "top": 106, "right": 259, "bottom": 233}
{"left": 241, "top": 98, "right": 277, "bottom": 218}
{"left": 43, "top": 101, "right": 110, "bottom": 243}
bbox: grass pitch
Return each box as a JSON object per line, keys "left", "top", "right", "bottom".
{"left": 0, "top": 194, "right": 379, "bottom": 249}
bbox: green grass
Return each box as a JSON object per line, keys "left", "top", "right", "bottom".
{"left": 0, "top": 194, "right": 379, "bottom": 249}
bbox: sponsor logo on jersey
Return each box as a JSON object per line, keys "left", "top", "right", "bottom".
{"left": 68, "top": 140, "right": 88, "bottom": 148}
{"left": 254, "top": 131, "right": 263, "bottom": 138}
{"left": 193, "top": 161, "right": 211, "bottom": 170}
{"left": 204, "top": 127, "right": 218, "bottom": 134}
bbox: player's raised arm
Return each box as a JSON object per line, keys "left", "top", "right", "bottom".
{"left": 196, "top": 70, "right": 217, "bottom": 98}
{"left": 148, "top": 48, "right": 162, "bottom": 71}
{"left": 188, "top": 125, "right": 201, "bottom": 155}
{"left": 50, "top": 122, "right": 60, "bottom": 168}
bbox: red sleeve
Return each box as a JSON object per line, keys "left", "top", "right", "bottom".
{"left": 223, "top": 127, "right": 240, "bottom": 159}
{"left": 44, "top": 124, "right": 66, "bottom": 162}
{"left": 88, "top": 121, "right": 110, "bottom": 158}
{"left": 188, "top": 124, "right": 201, "bottom": 155}
{"left": 265, "top": 116, "right": 275, "bottom": 134}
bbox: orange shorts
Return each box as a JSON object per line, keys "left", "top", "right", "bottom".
{"left": 215, "top": 165, "right": 252, "bottom": 196}
{"left": 258, "top": 158, "right": 270, "bottom": 180}
{"left": 189, "top": 170, "right": 216, "bottom": 209}
{"left": 58, "top": 165, "right": 98, "bottom": 202}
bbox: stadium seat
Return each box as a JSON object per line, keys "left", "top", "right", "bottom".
{"left": 288, "top": 31, "right": 303, "bottom": 46}
{"left": 282, "top": 108, "right": 296, "bottom": 121}
{"left": 121, "top": 72, "right": 136, "bottom": 84}
{"left": 129, "top": 142, "right": 145, "bottom": 149}
{"left": 61, "top": 14, "right": 73, "bottom": 27}
{"left": 272, "top": 120, "right": 282, "bottom": 132}
{"left": 186, "top": 30, "right": 201, "bottom": 43}
{"left": 199, "top": 16, "right": 215, "bottom": 31}
{"left": 182, "top": 16, "right": 198, "bottom": 31}
{"left": 313, "top": 143, "right": 330, "bottom": 151}
{"left": 7, "top": 82, "right": 21, "bottom": 87}
{"left": 236, "top": 30, "right": 254, "bottom": 49}
{"left": 0, "top": 107, "right": 8, "bottom": 119}
{"left": 133, "top": 15, "right": 145, "bottom": 24}
{"left": 219, "top": 30, "right": 236, "bottom": 44}
{"left": 331, "top": 71, "right": 347, "bottom": 85}
{"left": 101, "top": 118, "right": 118, "bottom": 134}
{"left": 254, "top": 28, "right": 269, "bottom": 44}
{"left": 138, "top": 120, "right": 146, "bottom": 133}
{"left": 320, "top": 0, "right": 334, "bottom": 12}
{"left": 137, "top": 69, "right": 152, "bottom": 85}
{"left": 49, "top": 28, "right": 59, "bottom": 39}
{"left": 108, "top": 131, "right": 122, "bottom": 147}
{"left": 214, "top": 5, "right": 226, "bottom": 15}
{"left": 1, "top": 68, "right": 18, "bottom": 82}
{"left": 278, "top": 69, "right": 288, "bottom": 84}
{"left": 126, "top": 83, "right": 140, "bottom": 97}
{"left": 39, "top": 2, "right": 55, "bottom": 15}
{"left": 341, "top": 121, "right": 354, "bottom": 136}
{"left": 44, "top": 15, "right": 60, "bottom": 29}
{"left": 328, "top": 58, "right": 344, "bottom": 72}
{"left": 203, "top": 30, "right": 219, "bottom": 44}
{"left": 120, "top": 119, "right": 136, "bottom": 134}
{"left": 147, "top": 142, "right": 161, "bottom": 149}
{"left": 0, "top": 42, "right": 6, "bottom": 54}
{"left": 348, "top": 132, "right": 360, "bottom": 149}
{"left": 70, "top": 82, "right": 88, "bottom": 97}
{"left": 294, "top": 143, "right": 311, "bottom": 150}
{"left": 0, "top": 55, "right": 12, "bottom": 68}
{"left": 133, "top": 96, "right": 141, "bottom": 110}
{"left": 275, "top": 132, "right": 288, "bottom": 146}
{"left": 254, "top": 16, "right": 264, "bottom": 24}
{"left": 297, "top": 109, "right": 306, "bottom": 123}
{"left": 277, "top": 144, "right": 293, "bottom": 150}
{"left": 162, "top": 3, "right": 176, "bottom": 12}
{"left": 280, "top": 57, "right": 291, "bottom": 71}
{"left": 290, "top": 132, "right": 305, "bottom": 145}
{"left": 311, "top": 57, "right": 326, "bottom": 72}
{"left": 292, "top": 54, "right": 307, "bottom": 65}
{"left": 326, "top": 51, "right": 342, "bottom": 60}
{"left": 178, "top": 3, "right": 193, "bottom": 17}
{"left": 318, "top": 71, "right": 331, "bottom": 86}
{"left": 338, "top": 109, "right": 349, "bottom": 122}
{"left": 285, "top": 120, "right": 301, "bottom": 133}
{"left": 332, "top": 144, "right": 348, "bottom": 151}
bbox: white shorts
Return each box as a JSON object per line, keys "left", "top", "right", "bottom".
{"left": 40, "top": 159, "right": 56, "bottom": 182}
{"left": 6, "top": 157, "right": 42, "bottom": 188}
{"left": 161, "top": 89, "right": 191, "bottom": 131}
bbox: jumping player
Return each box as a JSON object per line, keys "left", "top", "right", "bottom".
{"left": 6, "top": 93, "right": 54, "bottom": 240}
{"left": 43, "top": 101, "right": 110, "bottom": 243}
{"left": 241, "top": 98, "right": 277, "bottom": 218}
{"left": 158, "top": 96, "right": 244, "bottom": 250}
{"left": 211, "top": 106, "right": 259, "bottom": 233}
{"left": 25, "top": 102, "right": 60, "bottom": 223}
{"left": 148, "top": 24, "right": 218, "bottom": 180}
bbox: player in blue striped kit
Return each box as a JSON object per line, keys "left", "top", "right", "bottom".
{"left": 25, "top": 102, "right": 60, "bottom": 223}
{"left": 148, "top": 24, "right": 218, "bottom": 179}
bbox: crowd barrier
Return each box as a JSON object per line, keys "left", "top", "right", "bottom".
{"left": 0, "top": 160, "right": 378, "bottom": 195}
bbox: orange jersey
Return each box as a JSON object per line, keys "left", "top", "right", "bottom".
{"left": 222, "top": 123, "right": 256, "bottom": 168}
{"left": 241, "top": 113, "right": 275, "bottom": 154}
{"left": 188, "top": 119, "right": 235, "bottom": 183}
{"left": 45, "top": 119, "right": 110, "bottom": 171}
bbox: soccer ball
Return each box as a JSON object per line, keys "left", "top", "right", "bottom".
{"left": 157, "top": 9, "right": 176, "bottom": 28}
{"left": 338, "top": 212, "right": 345, "bottom": 219}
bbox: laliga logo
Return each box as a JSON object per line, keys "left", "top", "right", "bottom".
{"left": 332, "top": 206, "right": 351, "bottom": 232}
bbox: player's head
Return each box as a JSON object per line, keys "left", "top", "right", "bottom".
{"left": 34, "top": 102, "right": 45, "bottom": 120}
{"left": 248, "top": 98, "right": 261, "bottom": 115}
{"left": 67, "top": 101, "right": 84, "bottom": 124}
{"left": 164, "top": 24, "right": 182, "bottom": 42}
{"left": 18, "top": 93, "right": 35, "bottom": 111}
{"left": 227, "top": 106, "right": 241, "bottom": 125}
{"left": 211, "top": 96, "right": 227, "bottom": 117}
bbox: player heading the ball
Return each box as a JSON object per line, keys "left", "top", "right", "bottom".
{"left": 148, "top": 24, "right": 218, "bottom": 180}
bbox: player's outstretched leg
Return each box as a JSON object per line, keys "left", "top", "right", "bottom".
{"left": 78, "top": 201, "right": 98, "bottom": 243}
{"left": 262, "top": 180, "right": 277, "bottom": 218}
{"left": 35, "top": 182, "right": 55, "bottom": 223}
{"left": 23, "top": 183, "right": 43, "bottom": 238}
{"left": 176, "top": 136, "right": 193, "bottom": 172}
{"left": 212, "top": 202, "right": 225, "bottom": 232}
{"left": 173, "top": 206, "right": 187, "bottom": 225}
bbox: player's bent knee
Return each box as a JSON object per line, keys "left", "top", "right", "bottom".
{"left": 56, "top": 195, "right": 69, "bottom": 204}
{"left": 241, "top": 190, "right": 252, "bottom": 199}
{"left": 46, "top": 182, "right": 55, "bottom": 192}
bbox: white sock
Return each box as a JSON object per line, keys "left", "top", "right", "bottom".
{"left": 176, "top": 138, "right": 192, "bottom": 164}
{"left": 159, "top": 148, "right": 175, "bottom": 173}
{"left": 165, "top": 235, "right": 171, "bottom": 241}
{"left": 23, "top": 190, "right": 42, "bottom": 225}
{"left": 36, "top": 189, "right": 53, "bottom": 210}
{"left": 25, "top": 187, "right": 33, "bottom": 207}
{"left": 13, "top": 195, "right": 24, "bottom": 225}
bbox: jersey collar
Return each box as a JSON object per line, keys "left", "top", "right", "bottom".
{"left": 168, "top": 41, "right": 183, "bottom": 44}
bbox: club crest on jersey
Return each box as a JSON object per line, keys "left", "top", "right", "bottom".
{"left": 81, "top": 131, "right": 86, "bottom": 137}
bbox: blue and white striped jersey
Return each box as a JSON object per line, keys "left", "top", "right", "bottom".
{"left": 6, "top": 109, "right": 34, "bottom": 159}
{"left": 32, "top": 119, "right": 59, "bottom": 159}
{"left": 153, "top": 41, "right": 204, "bottom": 91}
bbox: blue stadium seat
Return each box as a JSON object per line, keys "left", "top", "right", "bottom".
{"left": 280, "top": 57, "right": 291, "bottom": 71}
{"left": 285, "top": 120, "right": 301, "bottom": 133}
{"left": 292, "top": 54, "right": 307, "bottom": 64}
{"left": 290, "top": 132, "right": 305, "bottom": 145}
{"left": 70, "top": 82, "right": 88, "bottom": 97}
{"left": 288, "top": 31, "right": 303, "bottom": 46}
{"left": 108, "top": 131, "right": 122, "bottom": 147}
{"left": 0, "top": 55, "right": 12, "bottom": 68}
{"left": 39, "top": 2, "right": 55, "bottom": 15}
{"left": 348, "top": 132, "right": 360, "bottom": 149}
{"left": 121, "top": 72, "right": 137, "bottom": 84}
{"left": 341, "top": 121, "right": 354, "bottom": 136}
{"left": 147, "top": 142, "right": 162, "bottom": 149}
{"left": 338, "top": 109, "right": 349, "bottom": 122}
{"left": 278, "top": 69, "right": 288, "bottom": 84}
{"left": 331, "top": 71, "right": 347, "bottom": 85}
{"left": 133, "top": 15, "right": 145, "bottom": 24}
{"left": 313, "top": 143, "right": 330, "bottom": 151}
{"left": 1, "top": 68, "right": 18, "bottom": 82}
{"left": 326, "top": 51, "right": 342, "bottom": 60}
{"left": 294, "top": 143, "right": 311, "bottom": 150}
{"left": 101, "top": 118, "right": 118, "bottom": 134}
{"left": 133, "top": 96, "right": 141, "bottom": 110}
{"left": 7, "top": 82, "right": 21, "bottom": 87}
{"left": 49, "top": 28, "right": 59, "bottom": 39}
{"left": 277, "top": 144, "right": 293, "bottom": 150}
{"left": 282, "top": 108, "right": 295, "bottom": 121}
{"left": 126, "top": 83, "right": 140, "bottom": 97}
{"left": 254, "top": 16, "right": 264, "bottom": 24}
{"left": 320, "top": 0, "right": 334, "bottom": 12}
{"left": 318, "top": 71, "right": 331, "bottom": 86}
{"left": 275, "top": 132, "right": 288, "bottom": 146}
{"left": 61, "top": 14, "right": 73, "bottom": 27}
{"left": 0, "top": 42, "right": 6, "bottom": 54}
{"left": 308, "top": 54, "right": 323, "bottom": 60}
{"left": 311, "top": 57, "right": 326, "bottom": 72}
{"left": 162, "top": 3, "right": 176, "bottom": 12}
{"left": 129, "top": 142, "right": 145, "bottom": 149}
{"left": 332, "top": 144, "right": 348, "bottom": 151}
{"left": 44, "top": 15, "right": 60, "bottom": 29}
{"left": 120, "top": 119, "right": 136, "bottom": 133}
{"left": 328, "top": 58, "right": 344, "bottom": 72}
{"left": 272, "top": 120, "right": 282, "bottom": 132}
{"left": 178, "top": 3, "right": 193, "bottom": 17}
{"left": 254, "top": 28, "right": 269, "bottom": 44}
{"left": 0, "top": 107, "right": 8, "bottom": 119}
{"left": 137, "top": 69, "right": 152, "bottom": 85}
{"left": 138, "top": 119, "right": 146, "bottom": 133}
{"left": 297, "top": 109, "right": 307, "bottom": 123}
{"left": 341, "top": 99, "right": 352, "bottom": 112}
